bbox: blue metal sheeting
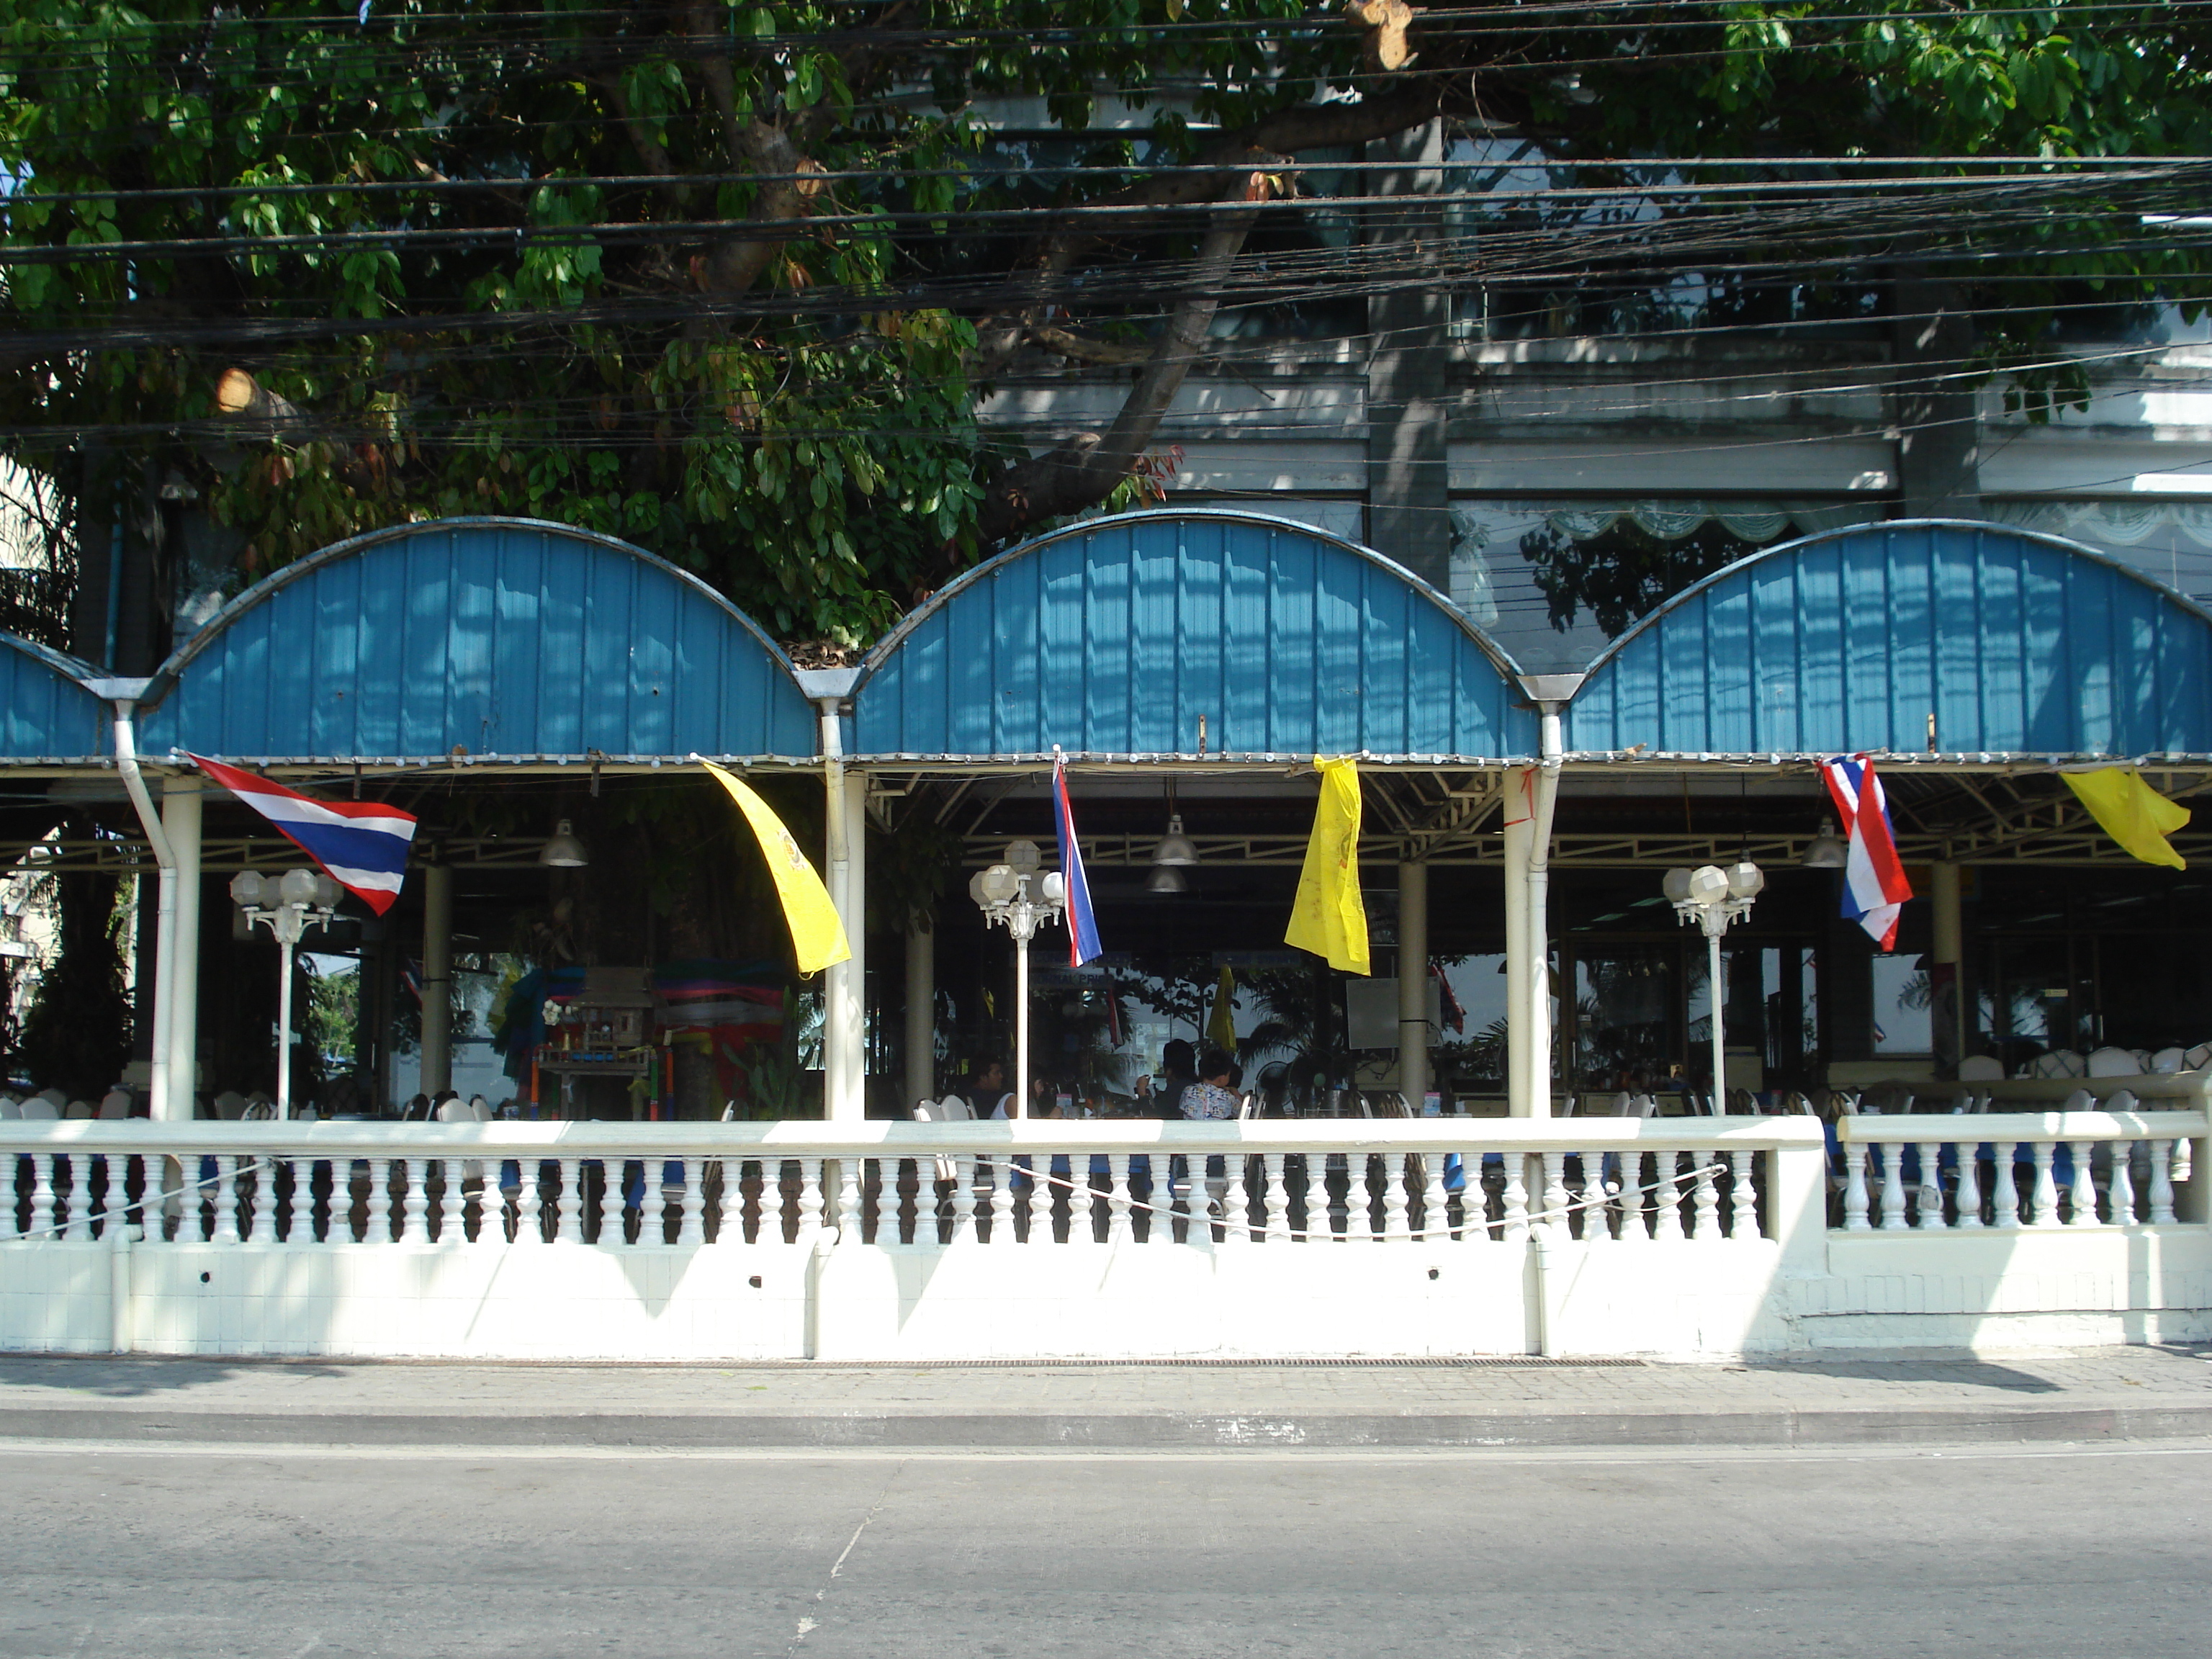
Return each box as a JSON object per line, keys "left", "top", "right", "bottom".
{"left": 851, "top": 511, "right": 1535, "bottom": 761}
{"left": 137, "top": 518, "right": 817, "bottom": 761}
{"left": 0, "top": 634, "right": 108, "bottom": 763}
{"left": 1567, "top": 520, "right": 2212, "bottom": 759}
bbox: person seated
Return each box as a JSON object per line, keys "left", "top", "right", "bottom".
{"left": 1154, "top": 1039, "right": 1198, "bottom": 1120}
{"left": 945, "top": 1058, "right": 1014, "bottom": 1120}
{"left": 1178, "top": 1049, "right": 1241, "bottom": 1120}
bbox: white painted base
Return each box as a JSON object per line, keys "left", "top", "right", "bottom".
{"left": 4, "top": 1230, "right": 2208, "bottom": 1361}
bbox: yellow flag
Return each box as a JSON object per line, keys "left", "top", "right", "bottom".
{"left": 2062, "top": 767, "right": 2190, "bottom": 870}
{"left": 703, "top": 761, "right": 853, "bottom": 974}
{"left": 1205, "top": 964, "right": 1238, "bottom": 1053}
{"left": 1285, "top": 755, "right": 1370, "bottom": 975}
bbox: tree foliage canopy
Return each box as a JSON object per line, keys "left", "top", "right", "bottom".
{"left": 3, "top": 0, "right": 2208, "bottom": 647}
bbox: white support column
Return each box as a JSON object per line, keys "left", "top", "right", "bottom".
{"left": 420, "top": 863, "right": 453, "bottom": 1097}
{"left": 836, "top": 768, "right": 868, "bottom": 1121}
{"left": 161, "top": 780, "right": 201, "bottom": 1122}
{"left": 904, "top": 920, "right": 935, "bottom": 1108}
{"left": 1396, "top": 860, "right": 1429, "bottom": 1110}
{"left": 1502, "top": 770, "right": 1532, "bottom": 1118}
{"left": 814, "top": 685, "right": 867, "bottom": 1125}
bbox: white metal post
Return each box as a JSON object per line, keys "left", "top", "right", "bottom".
{"left": 1014, "top": 933, "right": 1030, "bottom": 1121}
{"left": 163, "top": 780, "right": 202, "bottom": 1120}
{"left": 276, "top": 936, "right": 297, "bottom": 1120}
{"left": 1501, "top": 776, "right": 1532, "bottom": 1118}
{"left": 1707, "top": 925, "right": 1726, "bottom": 1115}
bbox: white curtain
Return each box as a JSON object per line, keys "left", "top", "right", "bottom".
{"left": 1527, "top": 500, "right": 1873, "bottom": 545}
{"left": 1987, "top": 499, "right": 2212, "bottom": 551}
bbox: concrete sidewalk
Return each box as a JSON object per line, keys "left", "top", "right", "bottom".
{"left": 4, "top": 1346, "right": 2211, "bottom": 1449}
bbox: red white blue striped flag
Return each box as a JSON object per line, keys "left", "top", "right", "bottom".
{"left": 1051, "top": 750, "right": 1103, "bottom": 966}
{"left": 192, "top": 755, "right": 419, "bottom": 915}
{"left": 1821, "top": 755, "right": 1913, "bottom": 950}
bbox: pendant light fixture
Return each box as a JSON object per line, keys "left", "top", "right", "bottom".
{"left": 539, "top": 818, "right": 590, "bottom": 868}
{"left": 1801, "top": 819, "right": 1847, "bottom": 869}
{"left": 1151, "top": 778, "right": 1198, "bottom": 870}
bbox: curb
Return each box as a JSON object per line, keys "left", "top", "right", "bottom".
{"left": 4, "top": 1403, "right": 2212, "bottom": 1449}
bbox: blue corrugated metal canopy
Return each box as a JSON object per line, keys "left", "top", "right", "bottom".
{"left": 851, "top": 511, "right": 1535, "bottom": 762}
{"left": 1568, "top": 519, "right": 2212, "bottom": 760}
{"left": 0, "top": 634, "right": 109, "bottom": 765}
{"left": 138, "top": 518, "right": 817, "bottom": 762}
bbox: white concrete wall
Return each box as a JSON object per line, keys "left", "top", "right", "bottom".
{"left": 6, "top": 1230, "right": 2208, "bottom": 1361}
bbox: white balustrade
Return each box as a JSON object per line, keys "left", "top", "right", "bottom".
{"left": 1653, "top": 1151, "right": 1686, "bottom": 1241}
{"left": 986, "top": 1157, "right": 1015, "bottom": 1246}
{"left": 1501, "top": 1155, "right": 1531, "bottom": 1243}
{"left": 951, "top": 1154, "right": 979, "bottom": 1243}
{"left": 1835, "top": 1111, "right": 2206, "bottom": 1233}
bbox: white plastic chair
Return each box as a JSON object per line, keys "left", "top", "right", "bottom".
{"left": 2086, "top": 1046, "right": 2141, "bottom": 1078}
{"left": 98, "top": 1089, "right": 131, "bottom": 1120}
{"left": 1958, "top": 1055, "right": 2005, "bottom": 1082}
{"left": 240, "top": 1098, "right": 277, "bottom": 1120}
{"left": 212, "top": 1090, "right": 246, "bottom": 1120}
{"left": 18, "top": 1097, "right": 57, "bottom": 1120}
{"left": 2150, "top": 1047, "right": 2187, "bottom": 1075}
{"left": 0, "top": 1096, "right": 19, "bottom": 1120}
{"left": 2186, "top": 1042, "right": 2212, "bottom": 1071}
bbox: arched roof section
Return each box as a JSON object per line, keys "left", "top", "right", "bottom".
{"left": 851, "top": 510, "right": 1535, "bottom": 762}
{"left": 138, "top": 518, "right": 817, "bottom": 762}
{"left": 1568, "top": 519, "right": 2212, "bottom": 760}
{"left": 0, "top": 634, "right": 110, "bottom": 765}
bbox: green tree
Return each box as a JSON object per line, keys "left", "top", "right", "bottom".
{"left": 3, "top": 0, "right": 2208, "bottom": 649}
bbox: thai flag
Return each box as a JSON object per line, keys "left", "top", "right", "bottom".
{"left": 1051, "top": 751, "right": 1103, "bottom": 966}
{"left": 192, "top": 754, "right": 419, "bottom": 915}
{"left": 1821, "top": 755, "right": 1913, "bottom": 950}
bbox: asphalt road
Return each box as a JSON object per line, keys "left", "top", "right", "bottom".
{"left": 2, "top": 1441, "right": 2206, "bottom": 1657}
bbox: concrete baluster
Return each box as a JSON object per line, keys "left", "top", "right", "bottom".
{"left": 1653, "top": 1150, "right": 1686, "bottom": 1241}
{"left": 1691, "top": 1155, "right": 1720, "bottom": 1242}
{"left": 1382, "top": 1154, "right": 1412, "bottom": 1242}
{"left": 951, "top": 1155, "right": 979, "bottom": 1243}
{"left": 2106, "top": 1141, "right": 2136, "bottom": 1226}
{"left": 1842, "top": 1143, "right": 1871, "bottom": 1231}
{"left": 1614, "top": 1151, "right": 1648, "bottom": 1244}
{"left": 1585, "top": 1152, "right": 1616, "bottom": 1244}
{"left": 27, "top": 1154, "right": 58, "bottom": 1240}
{"left": 210, "top": 1156, "right": 241, "bottom": 1245}
{"left": 477, "top": 1167, "right": 508, "bottom": 1245}
{"left": 2029, "top": 1141, "right": 2062, "bottom": 1228}
{"left": 2149, "top": 1141, "right": 2178, "bottom": 1226}
{"left": 1261, "top": 1153, "right": 1288, "bottom": 1246}
{"left": 1876, "top": 1144, "right": 1908, "bottom": 1231}
{"left": 986, "top": 1157, "right": 1015, "bottom": 1246}
{"left": 1991, "top": 1143, "right": 2022, "bottom": 1228}
{"left": 599, "top": 1161, "right": 626, "bottom": 1246}
{"left": 1500, "top": 1155, "right": 1531, "bottom": 1243}
{"left": 514, "top": 1159, "right": 544, "bottom": 1244}
{"left": 1539, "top": 1152, "right": 1570, "bottom": 1239}
{"left": 59, "top": 1156, "right": 89, "bottom": 1242}
{"left": 1218, "top": 1154, "right": 1249, "bottom": 1246}
{"left": 837, "top": 1159, "right": 864, "bottom": 1243}
{"left": 719, "top": 1159, "right": 750, "bottom": 1244}
{"left": 1912, "top": 1143, "right": 1941, "bottom": 1230}
{"left": 1451, "top": 1159, "right": 1486, "bottom": 1247}
{"left": 676, "top": 1159, "right": 706, "bottom": 1246}
{"left": 248, "top": 1159, "right": 280, "bottom": 1244}
{"left": 795, "top": 1159, "right": 825, "bottom": 1244}
{"left": 1419, "top": 1154, "right": 1449, "bottom": 1244}
{"left": 554, "top": 1158, "right": 584, "bottom": 1244}
{"left": 1953, "top": 1145, "right": 1984, "bottom": 1230}
{"left": 400, "top": 1156, "right": 431, "bottom": 1243}
{"left": 2068, "top": 1141, "right": 2099, "bottom": 1228}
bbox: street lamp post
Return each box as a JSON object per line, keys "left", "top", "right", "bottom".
{"left": 230, "top": 868, "right": 340, "bottom": 1120}
{"left": 969, "top": 840, "right": 1066, "bottom": 1120}
{"left": 1664, "top": 860, "right": 1764, "bottom": 1115}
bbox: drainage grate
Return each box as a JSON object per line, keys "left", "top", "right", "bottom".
{"left": 778, "top": 1355, "right": 1650, "bottom": 1371}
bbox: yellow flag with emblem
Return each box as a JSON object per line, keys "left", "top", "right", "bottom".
{"left": 703, "top": 760, "right": 852, "bottom": 974}
{"left": 1284, "top": 755, "right": 1370, "bottom": 975}
{"left": 1205, "top": 964, "right": 1238, "bottom": 1053}
{"left": 2062, "top": 767, "right": 2190, "bottom": 871}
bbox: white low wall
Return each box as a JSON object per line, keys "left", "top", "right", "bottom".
{"left": 2, "top": 1115, "right": 2206, "bottom": 1361}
